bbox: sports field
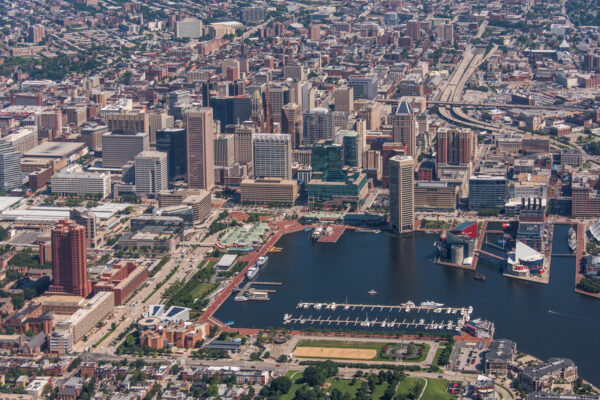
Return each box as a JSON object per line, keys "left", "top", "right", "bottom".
{"left": 294, "top": 346, "right": 377, "bottom": 360}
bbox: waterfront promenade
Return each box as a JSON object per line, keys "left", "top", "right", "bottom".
{"left": 200, "top": 220, "right": 306, "bottom": 327}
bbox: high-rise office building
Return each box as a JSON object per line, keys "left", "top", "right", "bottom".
{"left": 106, "top": 112, "right": 149, "bottom": 135}
{"left": 407, "top": 20, "right": 421, "bottom": 40}
{"left": 389, "top": 155, "right": 414, "bottom": 233}
{"left": 48, "top": 220, "right": 91, "bottom": 297}
{"left": 253, "top": 134, "right": 292, "bottom": 179}
{"left": 156, "top": 128, "right": 187, "bottom": 181}
{"left": 342, "top": 130, "right": 362, "bottom": 168}
{"left": 102, "top": 132, "right": 149, "bottom": 168}
{"left": 234, "top": 123, "right": 254, "bottom": 165}
{"left": 186, "top": 109, "right": 215, "bottom": 190}
{"left": 148, "top": 110, "right": 171, "bottom": 145}
{"left": 468, "top": 175, "right": 508, "bottom": 211}
{"left": 356, "top": 100, "right": 382, "bottom": 130}
{"left": 303, "top": 108, "right": 334, "bottom": 145}
{"left": 241, "top": 7, "right": 266, "bottom": 23}
{"left": 436, "top": 128, "right": 473, "bottom": 166}
{"left": 311, "top": 140, "right": 345, "bottom": 181}
{"left": 301, "top": 82, "right": 315, "bottom": 113}
{"left": 81, "top": 124, "right": 107, "bottom": 151}
{"left": 0, "top": 139, "right": 21, "bottom": 191}
{"left": 251, "top": 89, "right": 264, "bottom": 129}
{"left": 309, "top": 25, "right": 321, "bottom": 40}
{"left": 283, "top": 64, "right": 305, "bottom": 81}
{"left": 348, "top": 75, "right": 378, "bottom": 100}
{"left": 135, "top": 151, "right": 168, "bottom": 195}
{"left": 392, "top": 101, "right": 418, "bottom": 158}
{"left": 281, "top": 103, "right": 303, "bottom": 149}
{"left": 335, "top": 86, "right": 354, "bottom": 114}
{"left": 211, "top": 95, "right": 252, "bottom": 126}
{"left": 214, "top": 135, "right": 235, "bottom": 167}
{"left": 267, "top": 85, "right": 289, "bottom": 127}
{"left": 70, "top": 208, "right": 98, "bottom": 249}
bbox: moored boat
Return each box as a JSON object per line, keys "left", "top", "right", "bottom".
{"left": 257, "top": 255, "right": 269, "bottom": 267}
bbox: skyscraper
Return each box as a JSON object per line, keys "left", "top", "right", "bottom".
{"left": 303, "top": 108, "right": 334, "bottom": 145}
{"left": 156, "top": 128, "right": 187, "bottom": 181}
{"left": 0, "top": 139, "right": 21, "bottom": 191}
{"left": 335, "top": 86, "right": 354, "bottom": 114}
{"left": 253, "top": 133, "right": 292, "bottom": 179}
{"left": 389, "top": 155, "right": 414, "bottom": 233}
{"left": 348, "top": 75, "right": 378, "bottom": 100}
{"left": 48, "top": 220, "right": 91, "bottom": 297}
{"left": 102, "top": 132, "right": 149, "bottom": 168}
{"left": 135, "top": 151, "right": 168, "bottom": 195}
{"left": 436, "top": 128, "right": 473, "bottom": 166}
{"left": 301, "top": 82, "right": 315, "bottom": 113}
{"left": 251, "top": 89, "right": 264, "bottom": 129}
{"left": 233, "top": 124, "right": 254, "bottom": 166}
{"left": 186, "top": 109, "right": 215, "bottom": 190}
{"left": 267, "top": 85, "right": 289, "bottom": 127}
{"left": 392, "top": 101, "right": 418, "bottom": 158}
{"left": 214, "top": 135, "right": 235, "bottom": 167}
{"left": 407, "top": 20, "right": 421, "bottom": 41}
{"left": 342, "top": 130, "right": 362, "bottom": 168}
{"left": 106, "top": 112, "right": 149, "bottom": 135}
{"left": 281, "top": 103, "right": 303, "bottom": 149}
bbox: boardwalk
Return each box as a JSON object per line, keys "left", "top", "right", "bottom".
{"left": 573, "top": 223, "right": 600, "bottom": 299}
{"left": 199, "top": 220, "right": 306, "bottom": 325}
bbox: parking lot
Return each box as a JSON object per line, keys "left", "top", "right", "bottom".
{"left": 450, "top": 341, "right": 485, "bottom": 372}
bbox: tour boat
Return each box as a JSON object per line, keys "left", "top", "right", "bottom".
{"left": 368, "top": 289, "right": 377, "bottom": 295}
{"left": 246, "top": 266, "right": 258, "bottom": 279}
{"left": 568, "top": 227, "right": 577, "bottom": 252}
{"left": 257, "top": 255, "right": 269, "bottom": 267}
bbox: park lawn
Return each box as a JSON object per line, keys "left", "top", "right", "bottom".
{"left": 326, "top": 379, "right": 359, "bottom": 397}
{"left": 420, "top": 219, "right": 451, "bottom": 230}
{"left": 280, "top": 371, "right": 304, "bottom": 400}
{"left": 421, "top": 378, "right": 455, "bottom": 400}
{"left": 191, "top": 283, "right": 218, "bottom": 299}
{"left": 396, "top": 377, "right": 424, "bottom": 398}
{"left": 371, "top": 382, "right": 390, "bottom": 399}
{"left": 296, "top": 339, "right": 385, "bottom": 350}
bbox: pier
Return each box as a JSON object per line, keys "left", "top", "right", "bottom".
{"left": 317, "top": 225, "right": 346, "bottom": 243}
{"left": 295, "top": 301, "right": 471, "bottom": 315}
{"left": 573, "top": 223, "right": 600, "bottom": 299}
{"left": 237, "top": 281, "right": 282, "bottom": 300}
{"left": 474, "top": 248, "right": 506, "bottom": 266}
{"left": 286, "top": 301, "right": 471, "bottom": 332}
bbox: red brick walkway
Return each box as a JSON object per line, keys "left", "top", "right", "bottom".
{"left": 199, "top": 220, "right": 306, "bottom": 326}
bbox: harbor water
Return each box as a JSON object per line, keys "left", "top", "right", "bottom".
{"left": 215, "top": 224, "right": 600, "bottom": 384}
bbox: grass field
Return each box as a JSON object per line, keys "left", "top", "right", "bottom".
{"left": 282, "top": 373, "right": 393, "bottom": 400}
{"left": 191, "top": 282, "right": 218, "bottom": 299}
{"left": 396, "top": 377, "right": 424, "bottom": 398}
{"left": 281, "top": 371, "right": 304, "bottom": 400}
{"left": 421, "top": 378, "right": 455, "bottom": 400}
{"left": 327, "top": 379, "right": 359, "bottom": 398}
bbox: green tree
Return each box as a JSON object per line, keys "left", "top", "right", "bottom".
{"left": 270, "top": 376, "right": 292, "bottom": 394}
{"left": 303, "top": 366, "right": 326, "bottom": 387}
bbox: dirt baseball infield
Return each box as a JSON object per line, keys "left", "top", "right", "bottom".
{"left": 294, "top": 346, "right": 377, "bottom": 360}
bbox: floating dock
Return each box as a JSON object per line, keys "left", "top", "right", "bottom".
{"left": 285, "top": 301, "right": 473, "bottom": 332}
{"left": 236, "top": 281, "right": 282, "bottom": 301}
